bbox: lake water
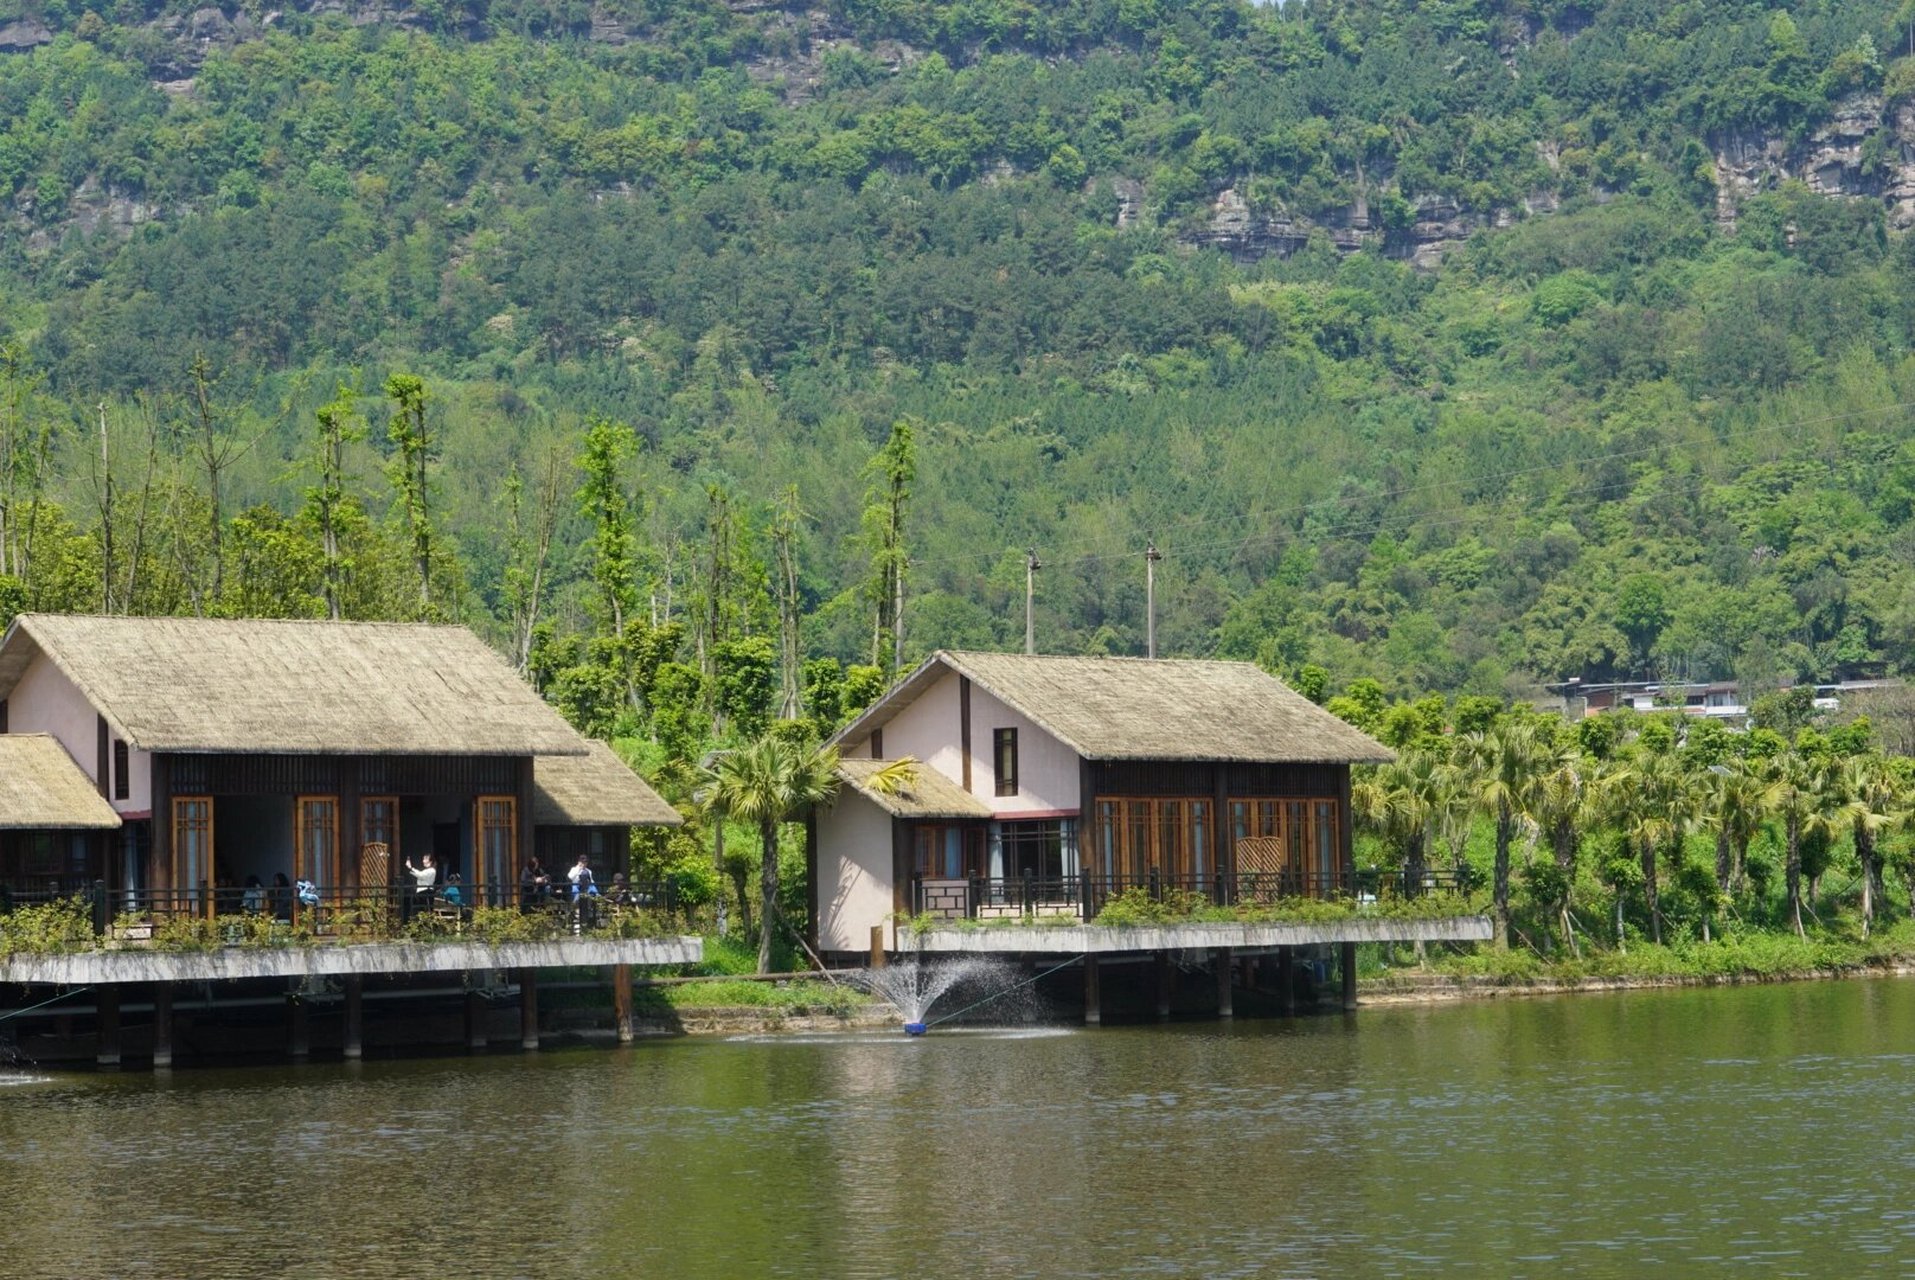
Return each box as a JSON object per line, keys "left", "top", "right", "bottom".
{"left": 4, "top": 979, "right": 1914, "bottom": 1278}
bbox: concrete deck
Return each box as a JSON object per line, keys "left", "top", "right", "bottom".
{"left": 905, "top": 915, "right": 1494, "bottom": 955}
{"left": 0, "top": 936, "right": 703, "bottom": 985}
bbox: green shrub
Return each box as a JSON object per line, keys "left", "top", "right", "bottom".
{"left": 0, "top": 896, "right": 95, "bottom": 955}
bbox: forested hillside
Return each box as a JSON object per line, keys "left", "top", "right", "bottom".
{"left": 5, "top": 0, "right": 1915, "bottom": 727}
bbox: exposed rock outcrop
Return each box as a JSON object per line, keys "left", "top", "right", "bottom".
{"left": 0, "top": 17, "right": 52, "bottom": 49}
{"left": 1711, "top": 92, "right": 1915, "bottom": 231}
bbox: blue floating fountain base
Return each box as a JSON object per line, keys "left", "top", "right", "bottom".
{"left": 903, "top": 1022, "right": 928, "bottom": 1036}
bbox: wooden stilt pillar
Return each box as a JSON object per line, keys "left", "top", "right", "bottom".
{"left": 1340, "top": 941, "right": 1358, "bottom": 1012}
{"left": 151, "top": 984, "right": 173, "bottom": 1069}
{"left": 1155, "top": 951, "right": 1172, "bottom": 1020}
{"left": 288, "top": 992, "right": 310, "bottom": 1060}
{"left": 466, "top": 986, "right": 487, "bottom": 1052}
{"left": 1083, "top": 954, "right": 1101, "bottom": 1026}
{"left": 519, "top": 969, "right": 540, "bottom": 1051}
{"left": 96, "top": 985, "right": 121, "bottom": 1068}
{"left": 342, "top": 976, "right": 363, "bottom": 1060}
{"left": 613, "top": 964, "right": 634, "bottom": 1044}
{"left": 870, "top": 924, "right": 887, "bottom": 969}
{"left": 1215, "top": 948, "right": 1233, "bottom": 1018}
{"left": 1278, "top": 947, "right": 1296, "bottom": 1015}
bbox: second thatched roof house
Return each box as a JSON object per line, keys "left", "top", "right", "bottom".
{"left": 0, "top": 613, "right": 678, "bottom": 911}
{"left": 809, "top": 649, "right": 1392, "bottom": 958}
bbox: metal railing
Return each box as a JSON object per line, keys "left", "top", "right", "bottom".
{"left": 911, "top": 867, "right": 1470, "bottom": 922}
{"left": 2, "top": 877, "right": 685, "bottom": 944}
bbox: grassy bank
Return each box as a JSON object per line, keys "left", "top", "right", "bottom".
{"left": 1369, "top": 920, "right": 1915, "bottom": 991}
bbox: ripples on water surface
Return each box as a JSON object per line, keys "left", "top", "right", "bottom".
{"left": 4, "top": 979, "right": 1914, "bottom": 1279}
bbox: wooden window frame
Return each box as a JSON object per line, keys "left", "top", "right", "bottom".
{"left": 358, "top": 795, "right": 399, "bottom": 893}
{"left": 295, "top": 795, "right": 341, "bottom": 889}
{"left": 1095, "top": 794, "right": 1341, "bottom": 892}
{"left": 993, "top": 727, "right": 1018, "bottom": 797}
{"left": 112, "top": 740, "right": 130, "bottom": 801}
{"left": 913, "top": 823, "right": 988, "bottom": 880}
{"left": 171, "top": 795, "right": 214, "bottom": 915}
{"left": 474, "top": 794, "right": 518, "bottom": 894}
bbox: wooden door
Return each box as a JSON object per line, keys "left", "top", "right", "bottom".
{"left": 171, "top": 796, "right": 213, "bottom": 915}
{"left": 475, "top": 796, "right": 518, "bottom": 899}
{"left": 295, "top": 796, "right": 340, "bottom": 888}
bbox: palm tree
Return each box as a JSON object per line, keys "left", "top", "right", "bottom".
{"left": 1832, "top": 754, "right": 1897, "bottom": 938}
{"left": 1353, "top": 750, "right": 1445, "bottom": 892}
{"left": 1766, "top": 750, "right": 1830, "bottom": 938}
{"left": 1458, "top": 721, "right": 1548, "bottom": 949}
{"left": 702, "top": 734, "right": 916, "bottom": 972}
{"left": 1590, "top": 756, "right": 1642, "bottom": 949}
{"left": 1525, "top": 742, "right": 1591, "bottom": 955}
{"left": 1595, "top": 748, "right": 1694, "bottom": 947}
{"left": 1705, "top": 759, "right": 1778, "bottom": 903}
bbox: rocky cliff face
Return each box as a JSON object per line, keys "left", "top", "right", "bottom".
{"left": 1175, "top": 188, "right": 1553, "bottom": 271}
{"left": 1712, "top": 92, "right": 1915, "bottom": 231}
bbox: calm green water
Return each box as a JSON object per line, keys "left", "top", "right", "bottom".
{"left": 5, "top": 979, "right": 1915, "bottom": 1279}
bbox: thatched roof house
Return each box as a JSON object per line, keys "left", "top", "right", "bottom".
{"left": 836, "top": 651, "right": 1392, "bottom": 765}
{"left": 0, "top": 734, "right": 120, "bottom": 831}
{"left": 0, "top": 614, "right": 675, "bottom": 900}
{"left": 534, "top": 741, "right": 683, "bottom": 828}
{"left": 835, "top": 756, "right": 990, "bottom": 820}
{"left": 0, "top": 613, "right": 584, "bottom": 756}
{"left": 810, "top": 650, "right": 1391, "bottom": 959}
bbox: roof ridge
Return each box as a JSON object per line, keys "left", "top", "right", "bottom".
{"left": 21, "top": 612, "right": 476, "bottom": 632}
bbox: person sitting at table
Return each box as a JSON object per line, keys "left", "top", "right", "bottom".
{"left": 520, "top": 856, "right": 552, "bottom": 910}
{"left": 442, "top": 873, "right": 467, "bottom": 911}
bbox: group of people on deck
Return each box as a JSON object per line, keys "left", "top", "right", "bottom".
{"left": 216, "top": 852, "right": 631, "bottom": 924}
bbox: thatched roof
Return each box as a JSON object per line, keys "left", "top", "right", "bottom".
{"left": 533, "top": 740, "right": 682, "bottom": 828}
{"left": 837, "top": 651, "right": 1393, "bottom": 765}
{"left": 0, "top": 735, "right": 122, "bottom": 830}
{"left": 836, "top": 757, "right": 992, "bottom": 819}
{"left": 0, "top": 614, "right": 585, "bottom": 757}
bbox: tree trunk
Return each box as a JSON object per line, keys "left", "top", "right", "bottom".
{"left": 757, "top": 817, "right": 778, "bottom": 975}
{"left": 1714, "top": 828, "right": 1731, "bottom": 896}
{"left": 1492, "top": 800, "right": 1512, "bottom": 951}
{"left": 1640, "top": 835, "right": 1661, "bottom": 946}
{"left": 1405, "top": 831, "right": 1427, "bottom": 898}
{"left": 1857, "top": 824, "right": 1876, "bottom": 940}
{"left": 1785, "top": 813, "right": 1805, "bottom": 938}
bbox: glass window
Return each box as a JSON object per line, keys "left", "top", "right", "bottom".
{"left": 1189, "top": 800, "right": 1210, "bottom": 883}
{"left": 914, "top": 825, "right": 986, "bottom": 879}
{"left": 172, "top": 796, "right": 213, "bottom": 907}
{"left": 993, "top": 728, "right": 1019, "bottom": 796}
{"left": 1001, "top": 820, "right": 1064, "bottom": 881}
{"left": 476, "top": 796, "right": 518, "bottom": 890}
{"left": 296, "top": 796, "right": 339, "bottom": 887}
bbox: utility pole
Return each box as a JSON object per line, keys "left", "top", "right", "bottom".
{"left": 97, "top": 402, "right": 113, "bottom": 613}
{"left": 1145, "top": 539, "right": 1162, "bottom": 659}
{"left": 1025, "top": 547, "right": 1042, "bottom": 655}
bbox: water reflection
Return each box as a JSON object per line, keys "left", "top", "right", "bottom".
{"left": 4, "top": 980, "right": 1915, "bottom": 1278}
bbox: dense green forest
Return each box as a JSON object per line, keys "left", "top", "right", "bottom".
{"left": 7, "top": 0, "right": 1915, "bottom": 721}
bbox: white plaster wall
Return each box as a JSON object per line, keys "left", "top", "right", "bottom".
{"left": 967, "top": 682, "right": 1080, "bottom": 817}
{"left": 8, "top": 657, "right": 153, "bottom": 816}
{"left": 815, "top": 790, "right": 896, "bottom": 953}
{"left": 868, "top": 670, "right": 967, "bottom": 782}
{"left": 120, "top": 745, "right": 152, "bottom": 815}
{"left": 863, "top": 669, "right": 1081, "bottom": 817}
